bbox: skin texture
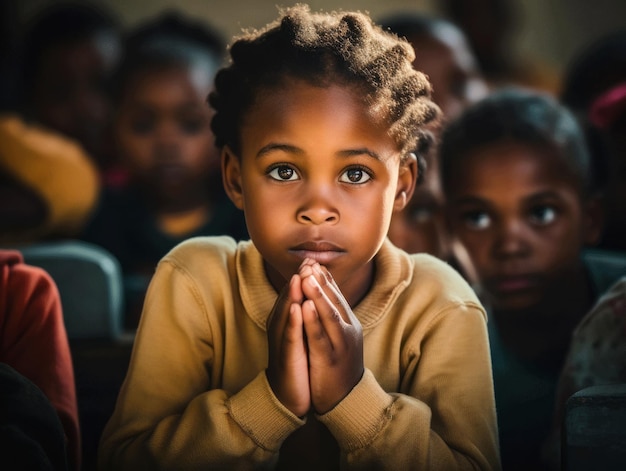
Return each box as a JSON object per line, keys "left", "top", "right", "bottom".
{"left": 446, "top": 140, "right": 601, "bottom": 315}
{"left": 30, "top": 33, "right": 120, "bottom": 167}
{"left": 114, "top": 64, "right": 217, "bottom": 219}
{"left": 223, "top": 80, "right": 416, "bottom": 416}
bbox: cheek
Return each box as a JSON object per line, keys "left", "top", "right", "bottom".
{"left": 454, "top": 230, "right": 492, "bottom": 269}
{"left": 181, "top": 137, "right": 215, "bottom": 169}
{"left": 117, "top": 132, "right": 152, "bottom": 170}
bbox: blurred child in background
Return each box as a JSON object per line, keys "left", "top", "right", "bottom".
{"left": 18, "top": 1, "right": 122, "bottom": 181}
{"left": 80, "top": 11, "right": 248, "bottom": 330}
{"left": 0, "top": 250, "right": 80, "bottom": 470}
{"left": 1, "top": 2, "right": 114, "bottom": 244}
{"left": 440, "top": 87, "right": 625, "bottom": 470}
{"left": 561, "top": 31, "right": 626, "bottom": 253}
{"left": 380, "top": 12, "right": 486, "bottom": 284}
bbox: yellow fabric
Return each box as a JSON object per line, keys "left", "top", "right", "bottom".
{"left": 99, "top": 236, "right": 501, "bottom": 470}
{"left": 0, "top": 114, "right": 100, "bottom": 242}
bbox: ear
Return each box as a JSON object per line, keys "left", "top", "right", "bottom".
{"left": 393, "top": 152, "right": 418, "bottom": 212}
{"left": 582, "top": 193, "right": 606, "bottom": 246}
{"left": 222, "top": 146, "right": 245, "bottom": 210}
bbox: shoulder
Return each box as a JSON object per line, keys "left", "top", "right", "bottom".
{"left": 372, "top": 241, "right": 486, "bottom": 327}
{"left": 159, "top": 236, "right": 251, "bottom": 281}
{"left": 0, "top": 250, "right": 61, "bottom": 325}
{"left": 582, "top": 248, "right": 626, "bottom": 298}
{"left": 0, "top": 249, "right": 57, "bottom": 294}
{"left": 408, "top": 252, "right": 484, "bottom": 312}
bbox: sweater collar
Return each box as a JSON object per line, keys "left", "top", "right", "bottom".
{"left": 236, "top": 239, "right": 413, "bottom": 332}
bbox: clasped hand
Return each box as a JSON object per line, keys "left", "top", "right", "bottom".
{"left": 266, "top": 258, "right": 364, "bottom": 417}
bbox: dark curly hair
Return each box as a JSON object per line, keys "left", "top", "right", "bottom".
{"left": 440, "top": 87, "right": 594, "bottom": 195}
{"left": 208, "top": 4, "right": 440, "bottom": 167}
{"left": 110, "top": 10, "right": 226, "bottom": 103}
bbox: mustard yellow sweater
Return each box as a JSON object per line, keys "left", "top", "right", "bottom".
{"left": 99, "top": 237, "right": 501, "bottom": 470}
{"left": 0, "top": 115, "right": 99, "bottom": 242}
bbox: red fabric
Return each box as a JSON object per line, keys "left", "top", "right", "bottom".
{"left": 0, "top": 250, "right": 80, "bottom": 470}
{"left": 589, "top": 82, "right": 626, "bottom": 129}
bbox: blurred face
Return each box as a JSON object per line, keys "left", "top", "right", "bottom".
{"left": 387, "top": 152, "right": 447, "bottom": 257}
{"left": 223, "top": 81, "right": 415, "bottom": 305}
{"left": 447, "top": 141, "right": 596, "bottom": 312}
{"left": 408, "top": 29, "right": 488, "bottom": 121}
{"left": 31, "top": 32, "right": 120, "bottom": 166}
{"left": 114, "top": 64, "right": 217, "bottom": 206}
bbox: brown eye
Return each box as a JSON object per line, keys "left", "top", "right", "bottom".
{"left": 268, "top": 165, "right": 298, "bottom": 181}
{"left": 339, "top": 167, "right": 371, "bottom": 184}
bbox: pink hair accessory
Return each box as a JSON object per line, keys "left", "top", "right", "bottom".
{"left": 589, "top": 82, "right": 626, "bottom": 129}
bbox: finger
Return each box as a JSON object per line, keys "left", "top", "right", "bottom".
{"left": 282, "top": 303, "right": 305, "bottom": 355}
{"left": 302, "top": 299, "right": 333, "bottom": 353}
{"left": 301, "top": 274, "right": 347, "bottom": 343}
{"left": 318, "top": 266, "right": 360, "bottom": 325}
{"left": 267, "top": 274, "right": 302, "bottom": 333}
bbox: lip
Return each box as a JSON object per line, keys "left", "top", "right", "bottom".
{"left": 289, "top": 241, "right": 346, "bottom": 265}
{"left": 490, "top": 275, "right": 538, "bottom": 294}
{"left": 153, "top": 163, "right": 187, "bottom": 179}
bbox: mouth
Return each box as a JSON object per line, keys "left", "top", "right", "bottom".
{"left": 289, "top": 241, "right": 346, "bottom": 265}
{"left": 489, "top": 274, "right": 538, "bottom": 294}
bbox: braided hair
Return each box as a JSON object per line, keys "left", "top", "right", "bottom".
{"left": 209, "top": 4, "right": 440, "bottom": 167}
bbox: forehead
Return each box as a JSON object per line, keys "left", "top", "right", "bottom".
{"left": 449, "top": 140, "right": 582, "bottom": 198}
{"left": 240, "top": 80, "right": 400, "bottom": 159}
{"left": 125, "top": 63, "right": 212, "bottom": 97}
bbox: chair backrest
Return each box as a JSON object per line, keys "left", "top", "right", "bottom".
{"left": 12, "top": 240, "right": 124, "bottom": 340}
{"left": 563, "top": 384, "right": 626, "bottom": 471}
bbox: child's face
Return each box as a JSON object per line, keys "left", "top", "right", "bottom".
{"left": 407, "top": 31, "right": 487, "bottom": 121}
{"left": 31, "top": 32, "right": 120, "bottom": 166}
{"left": 223, "top": 80, "right": 415, "bottom": 300}
{"left": 447, "top": 140, "right": 596, "bottom": 312}
{"left": 115, "top": 65, "right": 217, "bottom": 202}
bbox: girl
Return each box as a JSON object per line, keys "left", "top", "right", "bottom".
{"left": 99, "top": 6, "right": 501, "bottom": 469}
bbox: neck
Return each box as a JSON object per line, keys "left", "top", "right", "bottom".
{"left": 493, "top": 263, "right": 592, "bottom": 369}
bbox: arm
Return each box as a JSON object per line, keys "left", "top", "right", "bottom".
{"left": 98, "top": 258, "right": 305, "bottom": 470}
{"left": 319, "top": 303, "right": 501, "bottom": 470}
{"left": 0, "top": 254, "right": 80, "bottom": 470}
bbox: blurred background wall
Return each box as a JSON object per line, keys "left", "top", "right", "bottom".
{"left": 10, "top": 0, "right": 626, "bottom": 88}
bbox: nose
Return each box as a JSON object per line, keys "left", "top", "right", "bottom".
{"left": 296, "top": 184, "right": 339, "bottom": 225}
{"left": 153, "top": 121, "right": 182, "bottom": 160}
{"left": 492, "top": 217, "right": 531, "bottom": 259}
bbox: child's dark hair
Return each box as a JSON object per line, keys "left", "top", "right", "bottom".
{"left": 208, "top": 4, "right": 440, "bottom": 167}
{"left": 110, "top": 10, "right": 226, "bottom": 103}
{"left": 440, "top": 87, "right": 594, "bottom": 196}
{"left": 378, "top": 11, "right": 462, "bottom": 45}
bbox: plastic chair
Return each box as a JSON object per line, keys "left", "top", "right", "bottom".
{"left": 11, "top": 240, "right": 124, "bottom": 340}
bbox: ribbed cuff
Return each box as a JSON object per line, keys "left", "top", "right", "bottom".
{"left": 316, "top": 369, "right": 394, "bottom": 451}
{"left": 227, "top": 371, "right": 305, "bottom": 451}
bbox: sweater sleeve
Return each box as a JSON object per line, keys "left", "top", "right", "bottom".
{"left": 98, "top": 255, "right": 304, "bottom": 471}
{"left": 318, "top": 302, "right": 501, "bottom": 470}
{"left": 0, "top": 252, "right": 81, "bottom": 471}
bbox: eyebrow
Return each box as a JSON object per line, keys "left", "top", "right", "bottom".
{"left": 256, "top": 142, "right": 383, "bottom": 161}
{"left": 454, "top": 190, "right": 567, "bottom": 207}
